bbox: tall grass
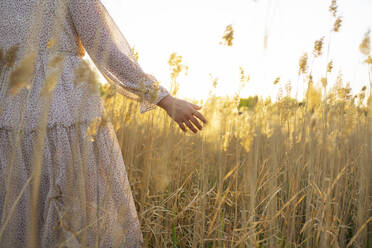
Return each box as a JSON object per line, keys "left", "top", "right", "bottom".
{"left": 0, "top": 0, "right": 371, "bottom": 247}
{"left": 102, "top": 70, "right": 372, "bottom": 247}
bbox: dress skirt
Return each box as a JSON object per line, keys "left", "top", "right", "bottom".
{"left": 0, "top": 120, "right": 143, "bottom": 247}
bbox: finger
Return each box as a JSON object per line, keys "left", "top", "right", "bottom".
{"left": 193, "top": 111, "right": 208, "bottom": 124}
{"left": 178, "top": 122, "right": 187, "bottom": 132}
{"left": 191, "top": 103, "right": 201, "bottom": 110}
{"left": 189, "top": 115, "right": 202, "bottom": 130}
{"left": 184, "top": 120, "right": 198, "bottom": 133}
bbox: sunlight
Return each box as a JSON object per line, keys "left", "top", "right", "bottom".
{"left": 1, "top": 0, "right": 372, "bottom": 246}
{"left": 99, "top": 0, "right": 372, "bottom": 102}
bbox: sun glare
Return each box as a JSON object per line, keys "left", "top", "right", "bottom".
{"left": 99, "top": 0, "right": 372, "bottom": 102}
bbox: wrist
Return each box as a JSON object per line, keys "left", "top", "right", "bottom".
{"left": 156, "top": 94, "right": 173, "bottom": 109}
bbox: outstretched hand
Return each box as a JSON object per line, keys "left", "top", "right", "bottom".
{"left": 157, "top": 95, "right": 208, "bottom": 133}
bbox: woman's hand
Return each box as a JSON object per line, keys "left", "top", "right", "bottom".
{"left": 157, "top": 95, "right": 208, "bottom": 133}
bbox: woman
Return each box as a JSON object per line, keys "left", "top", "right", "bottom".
{"left": 0, "top": 0, "right": 207, "bottom": 247}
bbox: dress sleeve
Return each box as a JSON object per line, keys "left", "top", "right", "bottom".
{"left": 68, "top": 0, "right": 170, "bottom": 113}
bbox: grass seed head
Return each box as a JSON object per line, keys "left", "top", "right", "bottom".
{"left": 359, "top": 29, "right": 371, "bottom": 56}
{"left": 220, "top": 24, "right": 234, "bottom": 47}
{"left": 329, "top": 0, "right": 338, "bottom": 17}
{"left": 8, "top": 51, "right": 37, "bottom": 96}
{"left": 327, "top": 61, "right": 333, "bottom": 73}
{"left": 313, "top": 37, "right": 325, "bottom": 57}
{"left": 239, "top": 66, "right": 250, "bottom": 84}
{"left": 364, "top": 56, "right": 372, "bottom": 64}
{"left": 40, "top": 54, "right": 66, "bottom": 97}
{"left": 333, "top": 17, "right": 342, "bottom": 32}
{"left": 285, "top": 81, "right": 292, "bottom": 95}
{"left": 273, "top": 77, "right": 280, "bottom": 85}
{"left": 299, "top": 53, "right": 308, "bottom": 75}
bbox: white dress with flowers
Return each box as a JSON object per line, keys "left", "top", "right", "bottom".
{"left": 0, "top": 0, "right": 169, "bottom": 247}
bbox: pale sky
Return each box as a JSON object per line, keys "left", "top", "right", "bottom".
{"left": 100, "top": 0, "right": 372, "bottom": 102}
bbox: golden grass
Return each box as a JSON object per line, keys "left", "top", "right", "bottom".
{"left": 101, "top": 79, "right": 371, "bottom": 247}
{"left": 0, "top": 0, "right": 371, "bottom": 247}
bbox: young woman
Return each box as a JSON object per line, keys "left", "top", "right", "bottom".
{"left": 0, "top": 0, "right": 207, "bottom": 247}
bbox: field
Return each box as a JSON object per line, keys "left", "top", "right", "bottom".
{"left": 0, "top": 0, "right": 371, "bottom": 247}
{"left": 97, "top": 5, "right": 372, "bottom": 245}
{"left": 102, "top": 59, "right": 372, "bottom": 247}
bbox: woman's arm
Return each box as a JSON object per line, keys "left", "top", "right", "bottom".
{"left": 68, "top": 0, "right": 208, "bottom": 132}
{"left": 68, "top": 0, "right": 169, "bottom": 113}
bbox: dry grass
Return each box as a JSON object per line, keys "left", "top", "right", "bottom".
{"left": 0, "top": 0, "right": 371, "bottom": 247}
{"left": 102, "top": 77, "right": 372, "bottom": 247}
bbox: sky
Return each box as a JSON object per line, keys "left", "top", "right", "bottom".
{"left": 99, "top": 0, "right": 372, "bottom": 102}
